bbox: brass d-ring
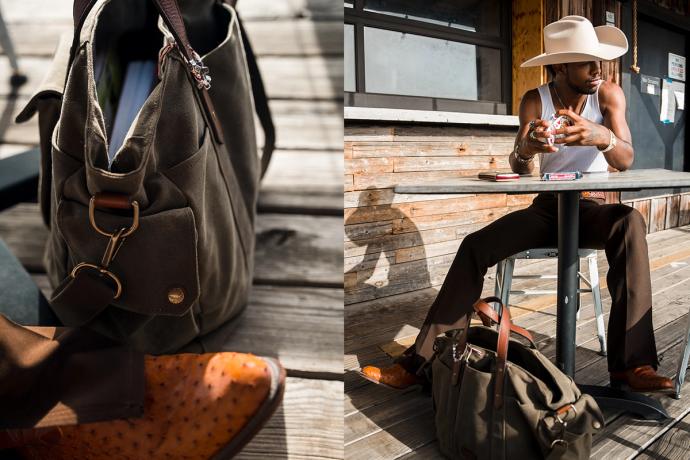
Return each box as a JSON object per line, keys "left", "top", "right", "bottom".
{"left": 71, "top": 262, "right": 123, "bottom": 299}
{"left": 550, "top": 439, "right": 568, "bottom": 449}
{"left": 88, "top": 196, "right": 139, "bottom": 237}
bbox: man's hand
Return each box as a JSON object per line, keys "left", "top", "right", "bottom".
{"left": 552, "top": 109, "right": 610, "bottom": 149}
{"left": 522, "top": 119, "right": 559, "bottom": 155}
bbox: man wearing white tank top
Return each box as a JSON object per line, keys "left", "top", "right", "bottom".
{"left": 361, "top": 16, "right": 674, "bottom": 394}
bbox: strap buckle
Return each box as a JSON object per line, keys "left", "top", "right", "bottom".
{"left": 70, "top": 263, "right": 123, "bottom": 299}
{"left": 548, "top": 404, "right": 578, "bottom": 450}
{"left": 88, "top": 195, "right": 139, "bottom": 237}
{"left": 70, "top": 194, "right": 140, "bottom": 299}
{"left": 187, "top": 49, "right": 212, "bottom": 90}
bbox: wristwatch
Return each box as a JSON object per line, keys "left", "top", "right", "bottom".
{"left": 598, "top": 128, "right": 617, "bottom": 153}
{"left": 513, "top": 143, "right": 534, "bottom": 165}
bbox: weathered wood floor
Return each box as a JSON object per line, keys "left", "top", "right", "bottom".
{"left": 0, "top": 0, "right": 343, "bottom": 458}
{"left": 346, "top": 225, "right": 690, "bottom": 459}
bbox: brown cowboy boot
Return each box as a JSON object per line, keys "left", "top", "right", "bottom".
{"left": 610, "top": 365, "right": 674, "bottom": 393}
{"left": 5, "top": 352, "right": 285, "bottom": 459}
{"left": 359, "top": 364, "right": 422, "bottom": 390}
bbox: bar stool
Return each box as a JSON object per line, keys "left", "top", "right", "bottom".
{"left": 494, "top": 248, "right": 607, "bottom": 356}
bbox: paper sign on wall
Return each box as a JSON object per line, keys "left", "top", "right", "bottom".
{"left": 641, "top": 75, "right": 660, "bottom": 95}
{"left": 676, "top": 90, "right": 685, "bottom": 110}
{"left": 661, "top": 79, "right": 675, "bottom": 123}
{"left": 605, "top": 11, "right": 615, "bottom": 26}
{"left": 660, "top": 79, "right": 685, "bottom": 122}
{"left": 669, "top": 53, "right": 686, "bottom": 81}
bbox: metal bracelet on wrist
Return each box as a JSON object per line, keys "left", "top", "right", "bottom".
{"left": 513, "top": 143, "right": 534, "bottom": 165}
{"left": 597, "top": 128, "right": 617, "bottom": 154}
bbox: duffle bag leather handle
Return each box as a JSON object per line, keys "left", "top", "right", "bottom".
{"left": 473, "top": 297, "right": 536, "bottom": 348}
{"left": 69, "top": 0, "right": 225, "bottom": 144}
{"left": 472, "top": 297, "right": 519, "bottom": 410}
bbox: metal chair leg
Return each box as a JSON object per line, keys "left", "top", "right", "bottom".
{"left": 589, "top": 254, "right": 607, "bottom": 357}
{"left": 0, "top": 7, "right": 19, "bottom": 72}
{"left": 501, "top": 258, "right": 514, "bottom": 308}
{"left": 575, "top": 271, "right": 582, "bottom": 322}
{"left": 494, "top": 260, "right": 504, "bottom": 313}
{"left": 674, "top": 313, "right": 690, "bottom": 398}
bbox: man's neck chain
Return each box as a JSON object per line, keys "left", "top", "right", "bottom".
{"left": 552, "top": 81, "right": 586, "bottom": 115}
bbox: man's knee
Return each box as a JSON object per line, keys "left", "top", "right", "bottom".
{"left": 459, "top": 231, "right": 483, "bottom": 253}
{"left": 612, "top": 204, "right": 647, "bottom": 235}
{"left": 458, "top": 230, "right": 491, "bottom": 266}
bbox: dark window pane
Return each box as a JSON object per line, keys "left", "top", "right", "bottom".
{"left": 363, "top": 27, "right": 501, "bottom": 101}
{"left": 363, "top": 0, "right": 500, "bottom": 36}
{"left": 345, "top": 24, "right": 356, "bottom": 92}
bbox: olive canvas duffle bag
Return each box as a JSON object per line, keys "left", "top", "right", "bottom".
{"left": 431, "top": 297, "right": 605, "bottom": 459}
{"left": 15, "top": 0, "right": 274, "bottom": 353}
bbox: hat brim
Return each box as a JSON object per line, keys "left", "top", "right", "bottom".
{"left": 521, "top": 24, "right": 628, "bottom": 67}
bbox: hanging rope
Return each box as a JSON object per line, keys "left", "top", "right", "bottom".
{"left": 630, "top": 0, "right": 640, "bottom": 73}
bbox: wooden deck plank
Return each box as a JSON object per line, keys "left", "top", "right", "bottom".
{"left": 637, "top": 411, "right": 690, "bottom": 460}
{"left": 258, "top": 56, "right": 342, "bottom": 100}
{"left": 254, "top": 213, "right": 343, "bottom": 287}
{"left": 0, "top": 204, "right": 343, "bottom": 287}
{"left": 244, "top": 20, "right": 342, "bottom": 57}
{"left": 201, "top": 285, "right": 343, "bottom": 377}
{"left": 3, "top": 20, "right": 341, "bottom": 58}
{"left": 345, "top": 389, "right": 429, "bottom": 446}
{"left": 396, "top": 442, "right": 442, "bottom": 459}
{"left": 270, "top": 100, "right": 343, "bottom": 151}
{"left": 0, "top": 22, "right": 69, "bottom": 57}
{"left": 345, "top": 410, "right": 436, "bottom": 460}
{"left": 236, "top": 377, "right": 344, "bottom": 460}
{"left": 259, "top": 150, "right": 343, "bottom": 214}
{"left": 237, "top": 0, "right": 342, "bottom": 21}
{"left": 0, "top": 0, "right": 72, "bottom": 22}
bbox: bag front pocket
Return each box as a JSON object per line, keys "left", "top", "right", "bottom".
{"left": 56, "top": 199, "right": 200, "bottom": 317}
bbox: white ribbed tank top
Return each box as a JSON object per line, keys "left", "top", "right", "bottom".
{"left": 537, "top": 82, "right": 609, "bottom": 173}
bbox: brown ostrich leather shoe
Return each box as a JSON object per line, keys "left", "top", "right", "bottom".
{"left": 610, "top": 365, "right": 674, "bottom": 393}
{"left": 5, "top": 352, "right": 285, "bottom": 460}
{"left": 359, "top": 364, "right": 422, "bottom": 390}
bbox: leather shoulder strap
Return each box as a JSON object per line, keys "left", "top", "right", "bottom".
{"left": 236, "top": 14, "right": 275, "bottom": 178}
{"left": 471, "top": 297, "right": 513, "bottom": 410}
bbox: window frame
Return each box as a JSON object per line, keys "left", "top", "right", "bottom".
{"left": 344, "top": 0, "right": 512, "bottom": 115}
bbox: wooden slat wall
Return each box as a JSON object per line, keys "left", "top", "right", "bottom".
{"left": 344, "top": 124, "right": 536, "bottom": 306}
{"left": 344, "top": 121, "right": 690, "bottom": 306}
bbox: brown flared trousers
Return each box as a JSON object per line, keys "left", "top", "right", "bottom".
{"left": 0, "top": 317, "right": 144, "bottom": 430}
{"left": 399, "top": 193, "right": 659, "bottom": 374}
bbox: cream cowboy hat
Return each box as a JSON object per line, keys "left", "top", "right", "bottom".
{"left": 521, "top": 15, "right": 628, "bottom": 67}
